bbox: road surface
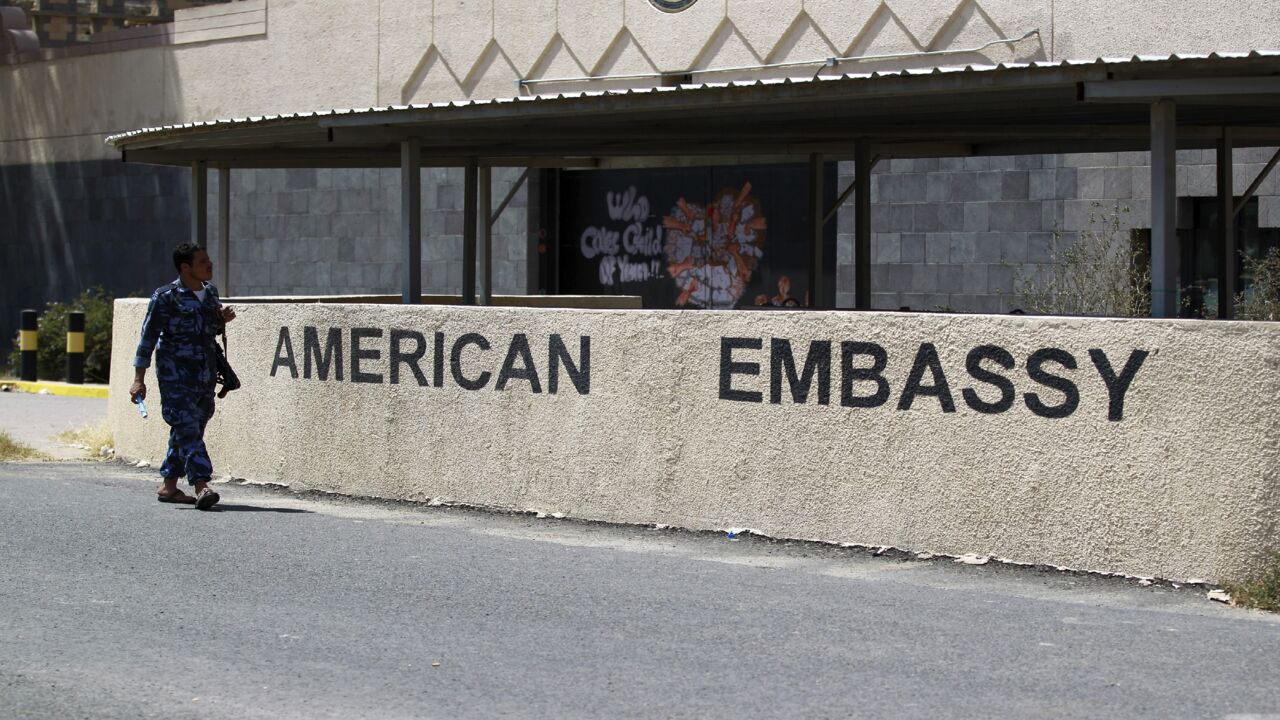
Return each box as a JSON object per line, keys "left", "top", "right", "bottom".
{"left": 2, "top": 462, "right": 1278, "bottom": 719}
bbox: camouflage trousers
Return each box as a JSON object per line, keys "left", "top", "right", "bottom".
{"left": 156, "top": 356, "right": 217, "bottom": 485}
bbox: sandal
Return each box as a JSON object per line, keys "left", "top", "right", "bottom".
{"left": 195, "top": 487, "right": 221, "bottom": 510}
{"left": 157, "top": 488, "right": 196, "bottom": 504}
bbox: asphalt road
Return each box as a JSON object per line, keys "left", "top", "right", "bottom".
{"left": 2, "top": 462, "right": 1279, "bottom": 720}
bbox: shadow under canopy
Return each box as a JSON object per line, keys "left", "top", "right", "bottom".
{"left": 107, "top": 52, "right": 1280, "bottom": 317}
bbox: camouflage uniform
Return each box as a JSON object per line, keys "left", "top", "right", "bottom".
{"left": 134, "top": 279, "right": 225, "bottom": 485}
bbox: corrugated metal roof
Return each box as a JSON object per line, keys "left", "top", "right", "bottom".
{"left": 104, "top": 50, "right": 1280, "bottom": 147}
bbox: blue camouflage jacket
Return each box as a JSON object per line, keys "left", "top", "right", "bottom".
{"left": 133, "top": 279, "right": 225, "bottom": 369}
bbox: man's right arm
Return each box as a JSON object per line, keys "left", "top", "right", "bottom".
{"left": 130, "top": 293, "right": 163, "bottom": 402}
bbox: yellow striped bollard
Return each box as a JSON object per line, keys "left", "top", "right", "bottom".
{"left": 19, "top": 309, "right": 38, "bottom": 381}
{"left": 67, "top": 311, "right": 85, "bottom": 384}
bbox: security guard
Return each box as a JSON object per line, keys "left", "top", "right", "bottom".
{"left": 129, "top": 243, "right": 236, "bottom": 510}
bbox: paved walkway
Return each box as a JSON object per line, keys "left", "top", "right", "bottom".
{"left": 0, "top": 390, "right": 107, "bottom": 460}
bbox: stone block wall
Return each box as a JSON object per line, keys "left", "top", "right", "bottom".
{"left": 206, "top": 167, "right": 529, "bottom": 299}
{"left": 835, "top": 147, "right": 1280, "bottom": 313}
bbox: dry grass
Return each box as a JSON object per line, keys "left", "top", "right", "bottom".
{"left": 1226, "top": 551, "right": 1280, "bottom": 613}
{"left": 1009, "top": 203, "right": 1151, "bottom": 318}
{"left": 53, "top": 420, "right": 115, "bottom": 460}
{"left": 0, "top": 431, "right": 51, "bottom": 462}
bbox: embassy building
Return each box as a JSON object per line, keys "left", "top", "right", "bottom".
{"left": 3, "top": 0, "right": 1280, "bottom": 344}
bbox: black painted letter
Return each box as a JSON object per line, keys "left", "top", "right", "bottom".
{"left": 497, "top": 334, "right": 543, "bottom": 392}
{"left": 390, "top": 329, "right": 428, "bottom": 386}
{"left": 450, "top": 333, "right": 492, "bottom": 391}
{"left": 719, "top": 337, "right": 763, "bottom": 403}
{"left": 770, "top": 339, "right": 832, "bottom": 405}
{"left": 1024, "top": 348, "right": 1079, "bottom": 419}
{"left": 897, "top": 343, "right": 956, "bottom": 412}
{"left": 840, "top": 341, "right": 890, "bottom": 408}
{"left": 961, "top": 344, "right": 1016, "bottom": 414}
{"left": 271, "top": 326, "right": 298, "bottom": 379}
{"left": 548, "top": 335, "right": 590, "bottom": 395}
{"left": 303, "top": 326, "right": 344, "bottom": 381}
{"left": 1089, "top": 348, "right": 1149, "bottom": 422}
{"left": 350, "top": 327, "right": 384, "bottom": 384}
{"left": 433, "top": 331, "right": 445, "bottom": 388}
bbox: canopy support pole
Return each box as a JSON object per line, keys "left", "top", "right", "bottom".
{"left": 855, "top": 139, "right": 872, "bottom": 310}
{"left": 1150, "top": 100, "right": 1178, "bottom": 318}
{"left": 400, "top": 139, "right": 422, "bottom": 304}
{"left": 191, "top": 160, "right": 208, "bottom": 248}
{"left": 808, "top": 153, "right": 825, "bottom": 308}
{"left": 463, "top": 157, "right": 478, "bottom": 305}
{"left": 1218, "top": 128, "right": 1236, "bottom": 319}
{"left": 217, "top": 167, "right": 231, "bottom": 295}
{"left": 478, "top": 166, "right": 493, "bottom": 305}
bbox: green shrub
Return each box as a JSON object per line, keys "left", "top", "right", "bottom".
{"left": 1235, "top": 247, "right": 1280, "bottom": 322}
{"left": 7, "top": 287, "right": 116, "bottom": 383}
{"left": 1008, "top": 203, "right": 1151, "bottom": 318}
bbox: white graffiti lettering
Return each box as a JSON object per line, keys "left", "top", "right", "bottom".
{"left": 583, "top": 188, "right": 667, "bottom": 285}
{"left": 599, "top": 255, "right": 617, "bottom": 285}
{"left": 606, "top": 186, "right": 649, "bottom": 223}
{"left": 580, "top": 226, "right": 620, "bottom": 260}
{"left": 596, "top": 256, "right": 665, "bottom": 287}
{"left": 622, "top": 223, "right": 663, "bottom": 257}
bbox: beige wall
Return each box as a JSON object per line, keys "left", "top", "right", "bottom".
{"left": 109, "top": 299, "right": 1280, "bottom": 584}
{"left": 6, "top": 0, "right": 1280, "bottom": 165}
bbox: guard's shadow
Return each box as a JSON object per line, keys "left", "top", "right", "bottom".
{"left": 183, "top": 504, "right": 311, "bottom": 514}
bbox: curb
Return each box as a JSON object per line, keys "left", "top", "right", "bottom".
{"left": 1, "top": 380, "right": 109, "bottom": 399}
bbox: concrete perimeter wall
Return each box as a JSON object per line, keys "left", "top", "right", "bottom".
{"left": 109, "top": 301, "right": 1280, "bottom": 584}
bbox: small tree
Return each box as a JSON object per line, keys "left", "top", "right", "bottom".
{"left": 1235, "top": 247, "right": 1280, "bottom": 322}
{"left": 1010, "top": 203, "right": 1151, "bottom": 318}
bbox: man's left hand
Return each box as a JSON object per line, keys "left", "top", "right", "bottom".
{"left": 220, "top": 306, "right": 237, "bottom": 323}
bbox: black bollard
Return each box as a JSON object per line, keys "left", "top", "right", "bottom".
{"left": 19, "top": 309, "right": 38, "bottom": 381}
{"left": 67, "top": 311, "right": 85, "bottom": 384}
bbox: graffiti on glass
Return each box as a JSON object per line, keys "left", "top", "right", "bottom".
{"left": 663, "top": 183, "right": 767, "bottom": 308}
{"left": 579, "top": 186, "right": 666, "bottom": 288}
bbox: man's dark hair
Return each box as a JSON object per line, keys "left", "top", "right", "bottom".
{"left": 173, "top": 243, "right": 206, "bottom": 272}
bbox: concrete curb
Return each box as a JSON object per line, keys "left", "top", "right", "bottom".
{"left": 2, "top": 380, "right": 109, "bottom": 399}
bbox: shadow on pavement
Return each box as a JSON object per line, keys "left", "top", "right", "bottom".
{"left": 182, "top": 504, "right": 312, "bottom": 514}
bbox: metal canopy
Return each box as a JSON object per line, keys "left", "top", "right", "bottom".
{"left": 110, "top": 52, "right": 1280, "bottom": 168}
{"left": 113, "top": 51, "right": 1280, "bottom": 318}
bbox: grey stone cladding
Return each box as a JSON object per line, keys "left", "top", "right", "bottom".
{"left": 834, "top": 148, "right": 1280, "bottom": 313}
{"left": 205, "top": 167, "right": 529, "bottom": 298}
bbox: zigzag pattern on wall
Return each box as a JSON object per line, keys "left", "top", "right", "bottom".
{"left": 394, "top": 0, "right": 1048, "bottom": 105}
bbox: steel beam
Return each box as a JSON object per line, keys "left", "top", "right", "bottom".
{"left": 191, "top": 160, "right": 208, "bottom": 248}
{"left": 1083, "top": 77, "right": 1280, "bottom": 102}
{"left": 1218, "top": 129, "right": 1236, "bottom": 319}
{"left": 855, "top": 140, "right": 872, "bottom": 310}
{"left": 462, "top": 158, "right": 478, "bottom": 305}
{"left": 1235, "top": 147, "right": 1280, "bottom": 217}
{"left": 478, "top": 165, "right": 492, "bottom": 306}
{"left": 490, "top": 168, "right": 530, "bottom": 226}
{"left": 1150, "top": 100, "right": 1178, "bottom": 318}
{"left": 217, "top": 166, "right": 230, "bottom": 295}
{"left": 400, "top": 139, "right": 422, "bottom": 304}
{"left": 808, "top": 153, "right": 825, "bottom": 309}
